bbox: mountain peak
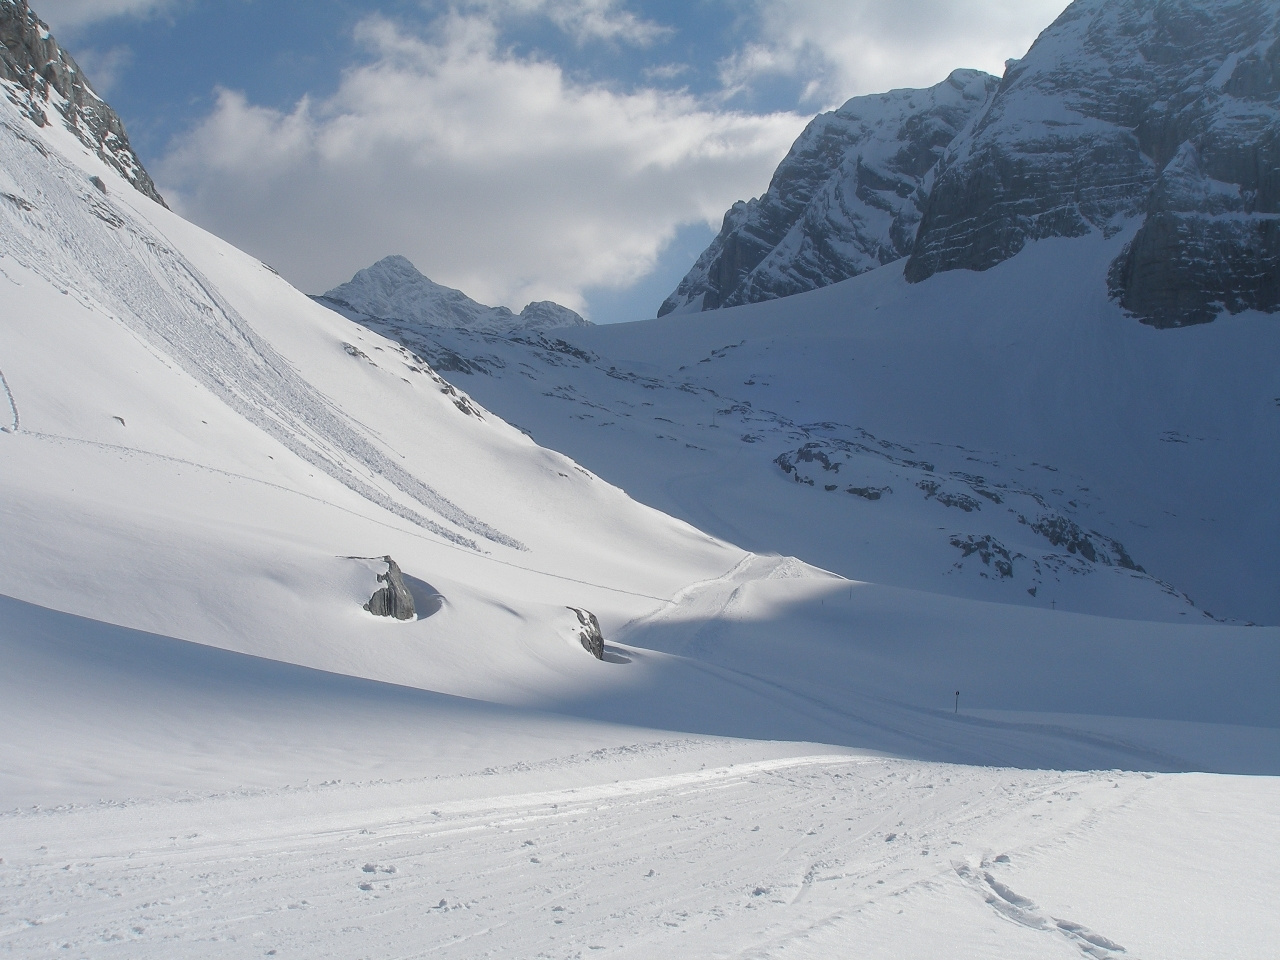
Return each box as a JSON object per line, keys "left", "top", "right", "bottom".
{"left": 0, "top": 0, "right": 165, "bottom": 205}
{"left": 319, "top": 257, "right": 590, "bottom": 334}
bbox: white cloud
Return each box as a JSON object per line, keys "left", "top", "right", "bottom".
{"left": 459, "top": 0, "right": 670, "bottom": 46}
{"left": 721, "top": 0, "right": 1073, "bottom": 106}
{"left": 158, "top": 14, "right": 805, "bottom": 313}
{"left": 35, "top": 0, "right": 175, "bottom": 31}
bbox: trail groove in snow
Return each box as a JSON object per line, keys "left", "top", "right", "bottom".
{"left": 0, "top": 364, "right": 16, "bottom": 432}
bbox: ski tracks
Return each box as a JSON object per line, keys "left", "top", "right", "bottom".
{"left": 0, "top": 756, "right": 1141, "bottom": 958}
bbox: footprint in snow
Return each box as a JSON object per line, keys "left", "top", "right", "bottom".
{"left": 953, "top": 862, "right": 1128, "bottom": 959}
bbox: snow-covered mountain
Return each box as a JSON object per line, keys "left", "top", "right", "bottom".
{"left": 318, "top": 254, "right": 590, "bottom": 335}
{"left": 0, "top": 0, "right": 162, "bottom": 205}
{"left": 906, "top": 0, "right": 1280, "bottom": 328}
{"left": 668, "top": 0, "right": 1280, "bottom": 329}
{"left": 659, "top": 69, "right": 998, "bottom": 316}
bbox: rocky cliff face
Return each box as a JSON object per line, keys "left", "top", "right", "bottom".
{"left": 658, "top": 69, "right": 998, "bottom": 316}
{"left": 320, "top": 256, "right": 590, "bottom": 335}
{"left": 0, "top": 0, "right": 164, "bottom": 205}
{"left": 905, "top": 0, "right": 1280, "bottom": 327}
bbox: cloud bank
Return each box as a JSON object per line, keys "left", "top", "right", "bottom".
{"left": 722, "top": 0, "right": 1073, "bottom": 106}
{"left": 159, "top": 14, "right": 806, "bottom": 312}
{"left": 36, "top": 0, "right": 175, "bottom": 31}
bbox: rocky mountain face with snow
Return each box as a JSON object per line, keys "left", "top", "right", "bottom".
{"left": 0, "top": 0, "right": 164, "bottom": 205}
{"left": 659, "top": 69, "right": 999, "bottom": 316}
{"left": 318, "top": 256, "right": 589, "bottom": 335}
{"left": 670, "top": 0, "right": 1279, "bottom": 329}
{"left": 906, "top": 0, "right": 1280, "bottom": 328}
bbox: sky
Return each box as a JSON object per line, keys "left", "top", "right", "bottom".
{"left": 38, "top": 0, "right": 1072, "bottom": 322}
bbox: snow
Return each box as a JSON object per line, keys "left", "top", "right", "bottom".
{"left": 1, "top": 39, "right": 1279, "bottom": 960}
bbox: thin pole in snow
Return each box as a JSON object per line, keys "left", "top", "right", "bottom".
{"left": 955, "top": 691, "right": 960, "bottom": 714}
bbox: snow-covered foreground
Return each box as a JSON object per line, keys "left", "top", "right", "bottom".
{"left": 1, "top": 42, "right": 1278, "bottom": 960}
{"left": 5, "top": 741, "right": 1279, "bottom": 959}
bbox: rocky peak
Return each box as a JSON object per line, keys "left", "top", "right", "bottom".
{"left": 319, "top": 256, "right": 591, "bottom": 335}
{"left": 905, "top": 0, "right": 1280, "bottom": 327}
{"left": 0, "top": 0, "right": 165, "bottom": 205}
{"left": 658, "top": 69, "right": 999, "bottom": 316}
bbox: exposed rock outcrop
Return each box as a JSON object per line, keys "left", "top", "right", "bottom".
{"left": 658, "top": 69, "right": 998, "bottom": 316}
{"left": 319, "top": 256, "right": 590, "bottom": 336}
{"left": 568, "top": 607, "right": 604, "bottom": 659}
{"left": 0, "top": 0, "right": 165, "bottom": 205}
{"left": 905, "top": 0, "right": 1280, "bottom": 327}
{"left": 365, "top": 556, "right": 416, "bottom": 621}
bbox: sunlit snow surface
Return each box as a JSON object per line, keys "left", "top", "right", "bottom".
{"left": 1, "top": 81, "right": 1279, "bottom": 958}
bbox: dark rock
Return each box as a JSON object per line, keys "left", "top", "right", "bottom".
{"left": 1020, "top": 514, "right": 1143, "bottom": 571}
{"left": 365, "top": 556, "right": 416, "bottom": 620}
{"left": 568, "top": 607, "right": 604, "bottom": 659}
{"left": 950, "top": 534, "right": 1017, "bottom": 578}
{"left": 0, "top": 0, "right": 166, "bottom": 205}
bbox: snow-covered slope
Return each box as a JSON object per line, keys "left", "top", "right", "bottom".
{"left": 660, "top": 69, "right": 997, "bottom": 316}
{"left": 358, "top": 230, "right": 1280, "bottom": 628}
{"left": 319, "top": 254, "right": 589, "bottom": 335}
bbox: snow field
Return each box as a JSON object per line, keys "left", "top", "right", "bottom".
{"left": 3, "top": 755, "right": 1276, "bottom": 959}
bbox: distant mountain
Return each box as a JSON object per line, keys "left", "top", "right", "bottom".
{"left": 669, "top": 0, "right": 1280, "bottom": 329}
{"left": 906, "top": 0, "right": 1280, "bottom": 328}
{"left": 318, "top": 256, "right": 590, "bottom": 335}
{"left": 658, "top": 69, "right": 998, "bottom": 316}
{"left": 0, "top": 0, "right": 164, "bottom": 205}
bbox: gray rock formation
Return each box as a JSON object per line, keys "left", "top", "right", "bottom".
{"left": 905, "top": 0, "right": 1280, "bottom": 328}
{"left": 0, "top": 0, "right": 165, "bottom": 205}
{"left": 320, "top": 256, "right": 590, "bottom": 336}
{"left": 658, "top": 69, "right": 998, "bottom": 316}
{"left": 568, "top": 607, "right": 604, "bottom": 660}
{"left": 365, "top": 556, "right": 416, "bottom": 621}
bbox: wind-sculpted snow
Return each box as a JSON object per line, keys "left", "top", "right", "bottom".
{"left": 659, "top": 69, "right": 997, "bottom": 316}
{"left": 0, "top": 0, "right": 164, "bottom": 205}
{"left": 0, "top": 108, "right": 522, "bottom": 551}
{"left": 322, "top": 255, "right": 589, "bottom": 335}
{"left": 906, "top": 0, "right": 1280, "bottom": 327}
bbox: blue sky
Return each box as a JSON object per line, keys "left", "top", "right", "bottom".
{"left": 40, "top": 0, "right": 1069, "bottom": 322}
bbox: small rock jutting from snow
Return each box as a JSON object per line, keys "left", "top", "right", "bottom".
{"left": 568, "top": 607, "right": 605, "bottom": 659}
{"left": 364, "top": 556, "right": 416, "bottom": 621}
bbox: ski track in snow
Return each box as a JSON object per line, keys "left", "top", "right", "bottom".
{"left": 0, "top": 754, "right": 1144, "bottom": 959}
{"left": 0, "top": 114, "right": 520, "bottom": 552}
